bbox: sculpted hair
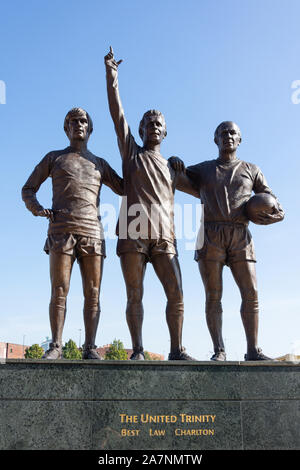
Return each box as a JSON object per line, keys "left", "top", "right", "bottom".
{"left": 64, "top": 107, "right": 94, "bottom": 136}
{"left": 214, "top": 121, "right": 241, "bottom": 144}
{"left": 139, "top": 109, "right": 167, "bottom": 140}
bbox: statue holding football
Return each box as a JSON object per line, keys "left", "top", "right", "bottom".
{"left": 170, "top": 120, "right": 284, "bottom": 361}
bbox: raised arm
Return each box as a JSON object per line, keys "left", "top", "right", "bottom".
{"left": 104, "top": 47, "right": 132, "bottom": 158}
{"left": 21, "top": 153, "right": 55, "bottom": 222}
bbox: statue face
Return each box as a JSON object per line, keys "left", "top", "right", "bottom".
{"left": 67, "top": 113, "right": 89, "bottom": 142}
{"left": 215, "top": 122, "right": 241, "bottom": 152}
{"left": 142, "top": 114, "right": 166, "bottom": 146}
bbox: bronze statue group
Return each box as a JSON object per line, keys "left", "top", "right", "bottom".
{"left": 22, "top": 48, "right": 284, "bottom": 362}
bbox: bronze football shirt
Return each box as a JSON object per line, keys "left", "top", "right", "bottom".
{"left": 186, "top": 158, "right": 276, "bottom": 224}
{"left": 117, "top": 133, "right": 177, "bottom": 242}
{"left": 106, "top": 69, "right": 198, "bottom": 242}
{"left": 22, "top": 147, "right": 123, "bottom": 239}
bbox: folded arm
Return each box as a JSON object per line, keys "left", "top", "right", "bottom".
{"left": 168, "top": 156, "right": 200, "bottom": 198}
{"left": 253, "top": 168, "right": 284, "bottom": 225}
{"left": 21, "top": 153, "right": 55, "bottom": 221}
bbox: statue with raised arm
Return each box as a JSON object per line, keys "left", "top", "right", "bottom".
{"left": 22, "top": 107, "right": 123, "bottom": 359}
{"left": 170, "top": 121, "right": 284, "bottom": 361}
{"left": 104, "top": 47, "right": 198, "bottom": 360}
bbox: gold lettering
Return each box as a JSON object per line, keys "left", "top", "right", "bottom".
{"left": 121, "top": 429, "right": 140, "bottom": 436}
{"left": 142, "top": 414, "right": 178, "bottom": 423}
{"left": 174, "top": 428, "right": 215, "bottom": 436}
{"left": 179, "top": 414, "right": 216, "bottom": 423}
{"left": 119, "top": 414, "right": 138, "bottom": 423}
{"left": 141, "top": 414, "right": 149, "bottom": 423}
{"left": 149, "top": 428, "right": 166, "bottom": 436}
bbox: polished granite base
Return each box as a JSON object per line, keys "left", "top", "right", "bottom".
{"left": 0, "top": 359, "right": 299, "bottom": 450}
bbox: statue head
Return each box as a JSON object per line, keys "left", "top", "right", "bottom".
{"left": 214, "top": 121, "right": 242, "bottom": 152}
{"left": 139, "top": 110, "right": 167, "bottom": 145}
{"left": 64, "top": 107, "right": 93, "bottom": 142}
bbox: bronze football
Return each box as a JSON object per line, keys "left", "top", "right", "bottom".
{"left": 245, "top": 193, "right": 278, "bottom": 224}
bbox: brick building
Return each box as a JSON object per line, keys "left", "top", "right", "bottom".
{"left": 0, "top": 342, "right": 30, "bottom": 359}
{"left": 276, "top": 353, "right": 300, "bottom": 362}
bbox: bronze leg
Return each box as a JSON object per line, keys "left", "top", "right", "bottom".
{"left": 151, "top": 254, "right": 184, "bottom": 354}
{"left": 198, "top": 260, "right": 225, "bottom": 352}
{"left": 120, "top": 252, "right": 147, "bottom": 350}
{"left": 78, "top": 255, "right": 104, "bottom": 347}
{"left": 229, "top": 261, "right": 259, "bottom": 355}
{"left": 49, "top": 252, "right": 75, "bottom": 345}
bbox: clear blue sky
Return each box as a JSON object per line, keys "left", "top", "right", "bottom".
{"left": 0, "top": 0, "right": 299, "bottom": 360}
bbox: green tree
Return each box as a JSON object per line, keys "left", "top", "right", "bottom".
{"left": 25, "top": 344, "right": 44, "bottom": 359}
{"left": 104, "top": 339, "right": 128, "bottom": 360}
{"left": 62, "top": 339, "right": 82, "bottom": 360}
{"left": 144, "top": 351, "right": 151, "bottom": 360}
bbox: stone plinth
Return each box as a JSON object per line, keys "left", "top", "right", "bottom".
{"left": 0, "top": 360, "right": 299, "bottom": 450}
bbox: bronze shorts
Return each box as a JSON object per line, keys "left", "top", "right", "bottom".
{"left": 44, "top": 233, "right": 106, "bottom": 260}
{"left": 117, "top": 237, "right": 178, "bottom": 262}
{"left": 194, "top": 222, "right": 256, "bottom": 266}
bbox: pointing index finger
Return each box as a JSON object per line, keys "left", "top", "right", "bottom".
{"left": 110, "top": 46, "right": 114, "bottom": 56}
